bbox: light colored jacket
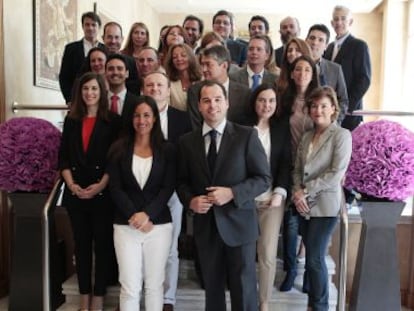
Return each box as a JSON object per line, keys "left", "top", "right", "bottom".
{"left": 293, "top": 122, "right": 352, "bottom": 217}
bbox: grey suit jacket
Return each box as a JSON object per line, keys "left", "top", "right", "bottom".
{"left": 292, "top": 122, "right": 352, "bottom": 217}
{"left": 177, "top": 121, "right": 271, "bottom": 246}
{"left": 187, "top": 80, "right": 252, "bottom": 129}
{"left": 229, "top": 67, "right": 277, "bottom": 89}
{"left": 319, "top": 58, "right": 349, "bottom": 124}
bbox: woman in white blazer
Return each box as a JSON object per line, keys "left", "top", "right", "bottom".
{"left": 292, "top": 86, "right": 352, "bottom": 311}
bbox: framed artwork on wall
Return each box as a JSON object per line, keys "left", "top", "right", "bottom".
{"left": 34, "top": 0, "right": 77, "bottom": 90}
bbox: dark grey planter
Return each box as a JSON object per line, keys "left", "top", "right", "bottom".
{"left": 8, "top": 191, "right": 64, "bottom": 311}
{"left": 349, "top": 201, "right": 405, "bottom": 311}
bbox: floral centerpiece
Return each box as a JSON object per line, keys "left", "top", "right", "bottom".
{"left": 0, "top": 117, "right": 61, "bottom": 193}
{"left": 344, "top": 120, "right": 414, "bottom": 201}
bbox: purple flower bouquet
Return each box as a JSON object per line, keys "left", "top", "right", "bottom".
{"left": 0, "top": 117, "right": 61, "bottom": 192}
{"left": 345, "top": 120, "right": 414, "bottom": 201}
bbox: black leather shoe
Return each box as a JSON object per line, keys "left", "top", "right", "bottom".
{"left": 302, "top": 270, "right": 309, "bottom": 293}
{"left": 163, "top": 304, "right": 174, "bottom": 311}
{"left": 279, "top": 271, "right": 297, "bottom": 291}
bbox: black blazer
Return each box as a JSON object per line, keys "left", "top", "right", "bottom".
{"left": 167, "top": 106, "right": 192, "bottom": 145}
{"left": 58, "top": 113, "right": 122, "bottom": 207}
{"left": 324, "top": 35, "right": 371, "bottom": 130}
{"left": 59, "top": 40, "right": 105, "bottom": 103}
{"left": 124, "top": 54, "right": 141, "bottom": 96}
{"left": 177, "top": 122, "right": 271, "bottom": 246}
{"left": 274, "top": 46, "right": 284, "bottom": 67}
{"left": 108, "top": 142, "right": 176, "bottom": 225}
{"left": 119, "top": 91, "right": 140, "bottom": 130}
{"left": 268, "top": 116, "right": 292, "bottom": 194}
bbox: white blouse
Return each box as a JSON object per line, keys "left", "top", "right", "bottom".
{"left": 132, "top": 154, "right": 153, "bottom": 189}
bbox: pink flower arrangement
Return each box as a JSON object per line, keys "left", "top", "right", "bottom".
{"left": 0, "top": 117, "right": 61, "bottom": 192}
{"left": 345, "top": 120, "right": 414, "bottom": 201}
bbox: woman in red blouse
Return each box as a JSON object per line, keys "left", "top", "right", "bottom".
{"left": 58, "top": 72, "right": 121, "bottom": 311}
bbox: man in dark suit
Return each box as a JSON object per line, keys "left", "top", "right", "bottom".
{"left": 102, "top": 22, "right": 140, "bottom": 96}
{"left": 177, "top": 80, "right": 271, "bottom": 311}
{"left": 324, "top": 5, "right": 371, "bottom": 131}
{"left": 306, "top": 24, "right": 349, "bottom": 124}
{"left": 105, "top": 54, "right": 139, "bottom": 129}
{"left": 274, "top": 16, "right": 300, "bottom": 67}
{"left": 187, "top": 45, "right": 252, "bottom": 128}
{"left": 59, "top": 12, "right": 104, "bottom": 103}
{"left": 212, "top": 10, "right": 246, "bottom": 67}
{"left": 142, "top": 71, "right": 192, "bottom": 311}
{"left": 229, "top": 35, "right": 278, "bottom": 90}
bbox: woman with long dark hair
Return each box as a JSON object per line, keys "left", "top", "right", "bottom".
{"left": 250, "top": 83, "right": 291, "bottom": 311}
{"left": 279, "top": 55, "right": 320, "bottom": 292}
{"left": 108, "top": 96, "right": 176, "bottom": 311}
{"left": 58, "top": 72, "right": 121, "bottom": 311}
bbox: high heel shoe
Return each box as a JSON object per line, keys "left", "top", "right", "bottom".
{"left": 279, "top": 271, "right": 297, "bottom": 291}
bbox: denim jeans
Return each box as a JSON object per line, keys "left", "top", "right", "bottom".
{"left": 282, "top": 206, "right": 300, "bottom": 273}
{"left": 300, "top": 217, "right": 338, "bottom": 311}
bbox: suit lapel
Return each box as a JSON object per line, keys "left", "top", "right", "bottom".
{"left": 334, "top": 35, "right": 352, "bottom": 63}
{"left": 194, "top": 129, "right": 211, "bottom": 180}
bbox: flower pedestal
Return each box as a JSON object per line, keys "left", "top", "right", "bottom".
{"left": 8, "top": 192, "right": 64, "bottom": 311}
{"left": 349, "top": 201, "right": 405, "bottom": 311}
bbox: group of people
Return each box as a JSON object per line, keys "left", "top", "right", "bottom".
{"left": 58, "top": 4, "right": 370, "bottom": 311}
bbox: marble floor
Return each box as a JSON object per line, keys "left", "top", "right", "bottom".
{"left": 0, "top": 296, "right": 412, "bottom": 311}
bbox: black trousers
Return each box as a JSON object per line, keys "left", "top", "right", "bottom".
{"left": 66, "top": 197, "right": 116, "bottom": 296}
{"left": 195, "top": 210, "right": 258, "bottom": 311}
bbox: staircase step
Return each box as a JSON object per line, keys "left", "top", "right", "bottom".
{"left": 59, "top": 257, "right": 337, "bottom": 310}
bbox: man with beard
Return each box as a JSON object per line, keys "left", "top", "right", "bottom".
{"left": 102, "top": 22, "right": 140, "bottom": 95}
{"left": 183, "top": 15, "right": 204, "bottom": 52}
{"left": 105, "top": 54, "right": 139, "bottom": 129}
{"left": 275, "top": 16, "right": 301, "bottom": 67}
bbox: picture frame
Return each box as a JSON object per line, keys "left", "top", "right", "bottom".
{"left": 33, "top": 0, "right": 77, "bottom": 90}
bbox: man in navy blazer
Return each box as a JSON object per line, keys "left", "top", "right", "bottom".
{"left": 59, "top": 12, "right": 104, "bottom": 103}
{"left": 142, "top": 71, "right": 191, "bottom": 311}
{"left": 306, "top": 24, "right": 349, "bottom": 124}
{"left": 177, "top": 80, "right": 271, "bottom": 311}
{"left": 187, "top": 45, "right": 252, "bottom": 129}
{"left": 324, "top": 5, "right": 371, "bottom": 130}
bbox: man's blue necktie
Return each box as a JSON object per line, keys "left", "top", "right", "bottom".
{"left": 252, "top": 74, "right": 261, "bottom": 90}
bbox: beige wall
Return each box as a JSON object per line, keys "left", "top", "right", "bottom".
{"left": 160, "top": 10, "right": 383, "bottom": 117}
{"left": 2, "top": 1, "right": 406, "bottom": 127}
{"left": 3, "top": 0, "right": 160, "bottom": 125}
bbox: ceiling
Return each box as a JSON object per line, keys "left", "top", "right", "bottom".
{"left": 148, "top": 0, "right": 383, "bottom": 14}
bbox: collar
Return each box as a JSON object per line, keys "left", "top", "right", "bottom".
{"left": 202, "top": 119, "right": 227, "bottom": 136}
{"left": 335, "top": 32, "right": 351, "bottom": 45}
{"left": 108, "top": 88, "right": 127, "bottom": 101}
{"left": 159, "top": 105, "right": 169, "bottom": 118}
{"left": 246, "top": 65, "right": 264, "bottom": 78}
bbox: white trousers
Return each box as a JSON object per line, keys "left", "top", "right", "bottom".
{"left": 164, "top": 192, "right": 183, "bottom": 305}
{"left": 114, "top": 223, "right": 173, "bottom": 311}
